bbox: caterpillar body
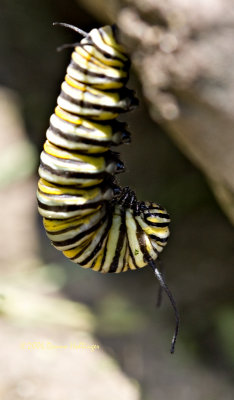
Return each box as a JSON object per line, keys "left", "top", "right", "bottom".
{"left": 37, "top": 23, "right": 179, "bottom": 352}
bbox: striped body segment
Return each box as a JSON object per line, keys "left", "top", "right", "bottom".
{"left": 43, "top": 201, "right": 170, "bottom": 273}
{"left": 37, "top": 25, "right": 170, "bottom": 273}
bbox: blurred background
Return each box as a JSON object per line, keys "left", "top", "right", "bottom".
{"left": 0, "top": 0, "right": 234, "bottom": 399}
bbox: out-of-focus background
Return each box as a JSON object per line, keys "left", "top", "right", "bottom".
{"left": 0, "top": 0, "right": 234, "bottom": 399}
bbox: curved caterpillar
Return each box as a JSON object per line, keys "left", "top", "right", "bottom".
{"left": 37, "top": 23, "right": 179, "bottom": 352}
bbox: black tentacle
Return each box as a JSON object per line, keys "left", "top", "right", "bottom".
{"left": 53, "top": 22, "right": 88, "bottom": 37}
{"left": 149, "top": 260, "right": 179, "bottom": 354}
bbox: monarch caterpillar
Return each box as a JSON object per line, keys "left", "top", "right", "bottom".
{"left": 37, "top": 23, "right": 179, "bottom": 352}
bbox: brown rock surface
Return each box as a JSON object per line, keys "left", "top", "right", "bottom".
{"left": 77, "top": 0, "right": 234, "bottom": 224}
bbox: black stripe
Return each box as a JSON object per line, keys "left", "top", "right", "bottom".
{"left": 144, "top": 212, "right": 170, "bottom": 220}
{"left": 44, "top": 209, "right": 103, "bottom": 236}
{"left": 83, "top": 34, "right": 125, "bottom": 63}
{"left": 120, "top": 240, "right": 128, "bottom": 272}
{"left": 146, "top": 205, "right": 165, "bottom": 211}
{"left": 39, "top": 161, "right": 106, "bottom": 180}
{"left": 135, "top": 220, "right": 155, "bottom": 263}
{"left": 45, "top": 221, "right": 83, "bottom": 235}
{"left": 42, "top": 149, "right": 120, "bottom": 169}
{"left": 98, "top": 239, "right": 108, "bottom": 270}
{"left": 49, "top": 126, "right": 113, "bottom": 147}
{"left": 71, "top": 238, "right": 94, "bottom": 260}
{"left": 38, "top": 188, "right": 84, "bottom": 198}
{"left": 149, "top": 234, "right": 168, "bottom": 243}
{"left": 97, "top": 208, "right": 116, "bottom": 270}
{"left": 69, "top": 61, "right": 127, "bottom": 83}
{"left": 52, "top": 118, "right": 94, "bottom": 131}
{"left": 46, "top": 220, "right": 94, "bottom": 236}
{"left": 38, "top": 185, "right": 107, "bottom": 199}
{"left": 44, "top": 211, "right": 100, "bottom": 236}
{"left": 52, "top": 213, "right": 107, "bottom": 247}
{"left": 108, "top": 208, "right": 126, "bottom": 273}
{"left": 52, "top": 115, "right": 128, "bottom": 132}
{"left": 98, "top": 29, "right": 129, "bottom": 65}
{"left": 90, "top": 205, "right": 114, "bottom": 270}
{"left": 78, "top": 215, "right": 112, "bottom": 265}
{"left": 144, "top": 221, "right": 169, "bottom": 228}
{"left": 128, "top": 245, "right": 140, "bottom": 269}
{"left": 77, "top": 44, "right": 129, "bottom": 71}
{"left": 59, "top": 91, "right": 133, "bottom": 114}
{"left": 42, "top": 150, "right": 84, "bottom": 165}
{"left": 45, "top": 143, "right": 110, "bottom": 158}
{"left": 100, "top": 27, "right": 121, "bottom": 53}
{"left": 38, "top": 199, "right": 102, "bottom": 212}
{"left": 39, "top": 178, "right": 101, "bottom": 189}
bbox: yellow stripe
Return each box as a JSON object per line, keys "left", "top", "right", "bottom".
{"left": 135, "top": 215, "right": 169, "bottom": 238}
{"left": 55, "top": 106, "right": 115, "bottom": 140}
{"left": 38, "top": 178, "right": 100, "bottom": 198}
{"left": 126, "top": 210, "right": 145, "bottom": 268}
{"left": 92, "top": 249, "right": 105, "bottom": 271}
{"left": 101, "top": 210, "right": 121, "bottom": 273}
{"left": 63, "top": 241, "right": 88, "bottom": 259}
{"left": 100, "top": 26, "right": 127, "bottom": 53}
{"left": 147, "top": 215, "right": 170, "bottom": 223}
{"left": 43, "top": 211, "right": 99, "bottom": 233}
{"left": 73, "top": 48, "right": 107, "bottom": 69}
{"left": 44, "top": 140, "right": 105, "bottom": 170}
{"left": 73, "top": 48, "right": 127, "bottom": 78}
{"left": 55, "top": 106, "right": 82, "bottom": 125}
{"left": 115, "top": 236, "right": 127, "bottom": 273}
{"left": 65, "top": 75, "right": 87, "bottom": 91}
{"left": 75, "top": 47, "right": 92, "bottom": 62}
